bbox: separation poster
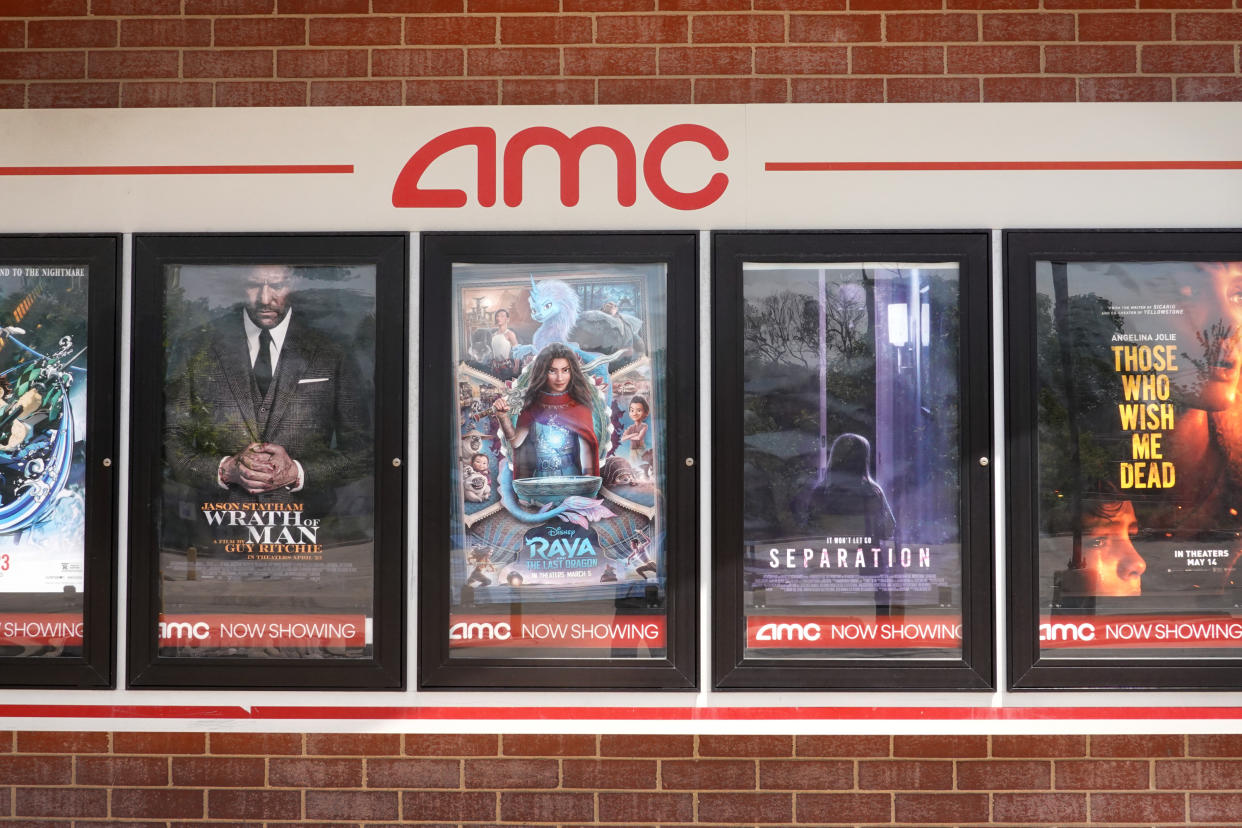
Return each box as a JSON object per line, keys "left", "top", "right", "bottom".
{"left": 447, "top": 264, "right": 667, "bottom": 658}
{"left": 0, "top": 262, "right": 90, "bottom": 657}
{"left": 156, "top": 263, "right": 375, "bottom": 657}
{"left": 740, "top": 263, "right": 963, "bottom": 657}
{"left": 1036, "top": 260, "right": 1242, "bottom": 655}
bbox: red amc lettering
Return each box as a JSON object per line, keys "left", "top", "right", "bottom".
{"left": 391, "top": 124, "right": 729, "bottom": 210}
{"left": 391, "top": 126, "right": 497, "bottom": 208}
{"left": 643, "top": 124, "right": 729, "bottom": 211}
{"left": 503, "top": 126, "right": 636, "bottom": 207}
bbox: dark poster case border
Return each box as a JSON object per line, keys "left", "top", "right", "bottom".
{"left": 1006, "top": 229, "right": 1242, "bottom": 691}
{"left": 0, "top": 235, "right": 119, "bottom": 689}
{"left": 712, "top": 231, "right": 994, "bottom": 691}
{"left": 128, "top": 233, "right": 407, "bottom": 690}
{"left": 419, "top": 231, "right": 698, "bottom": 690}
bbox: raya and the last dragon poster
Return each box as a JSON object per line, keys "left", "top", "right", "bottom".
{"left": 448, "top": 263, "right": 668, "bottom": 658}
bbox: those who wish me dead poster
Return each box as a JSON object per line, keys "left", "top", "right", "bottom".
{"left": 740, "top": 263, "right": 964, "bottom": 658}
{"left": 1037, "top": 260, "right": 1242, "bottom": 656}
{"left": 448, "top": 264, "right": 668, "bottom": 658}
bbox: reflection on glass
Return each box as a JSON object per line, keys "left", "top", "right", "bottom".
{"left": 1037, "top": 260, "right": 1242, "bottom": 658}
{"left": 448, "top": 264, "right": 668, "bottom": 660}
{"left": 0, "top": 262, "right": 90, "bottom": 658}
{"left": 741, "top": 263, "right": 963, "bottom": 660}
{"left": 157, "top": 264, "right": 376, "bottom": 659}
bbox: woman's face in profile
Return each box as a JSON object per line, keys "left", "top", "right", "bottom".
{"left": 1081, "top": 501, "right": 1146, "bottom": 596}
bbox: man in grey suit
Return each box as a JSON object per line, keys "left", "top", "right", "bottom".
{"left": 163, "top": 265, "right": 370, "bottom": 512}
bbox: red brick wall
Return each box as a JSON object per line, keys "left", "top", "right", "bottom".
{"left": 3, "top": 730, "right": 1242, "bottom": 824}
{"left": 0, "top": 0, "right": 1238, "bottom": 106}
{"left": 0, "top": 3, "right": 1238, "bottom": 824}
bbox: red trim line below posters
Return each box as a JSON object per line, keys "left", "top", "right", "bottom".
{"left": 1, "top": 705, "right": 1242, "bottom": 721}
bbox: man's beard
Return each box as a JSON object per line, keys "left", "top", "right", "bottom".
{"left": 247, "top": 306, "right": 288, "bottom": 327}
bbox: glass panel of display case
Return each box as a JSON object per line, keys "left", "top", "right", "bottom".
{"left": 1008, "top": 230, "right": 1242, "bottom": 690}
{"left": 0, "top": 235, "right": 118, "bottom": 688}
{"left": 420, "top": 232, "right": 697, "bottom": 689}
{"left": 128, "top": 234, "right": 405, "bottom": 689}
{"left": 713, "top": 232, "right": 993, "bottom": 690}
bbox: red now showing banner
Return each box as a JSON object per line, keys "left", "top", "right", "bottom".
{"left": 0, "top": 613, "right": 83, "bottom": 646}
{"left": 157, "top": 614, "right": 367, "bottom": 648}
{"left": 1039, "top": 614, "right": 1242, "bottom": 649}
{"left": 447, "top": 614, "right": 665, "bottom": 649}
{"left": 746, "top": 616, "right": 962, "bottom": 649}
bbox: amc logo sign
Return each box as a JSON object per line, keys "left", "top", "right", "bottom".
{"left": 1039, "top": 621, "right": 1096, "bottom": 642}
{"left": 392, "top": 124, "right": 729, "bottom": 211}
{"left": 449, "top": 620, "right": 512, "bottom": 641}
{"left": 754, "top": 622, "right": 822, "bottom": 642}
{"left": 158, "top": 620, "right": 211, "bottom": 641}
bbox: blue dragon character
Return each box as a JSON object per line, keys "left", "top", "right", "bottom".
{"left": 0, "top": 332, "right": 82, "bottom": 533}
{"left": 512, "top": 276, "right": 592, "bottom": 360}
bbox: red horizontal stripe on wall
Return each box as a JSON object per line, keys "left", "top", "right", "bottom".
{"left": 766, "top": 161, "right": 1242, "bottom": 172}
{"left": 0, "top": 164, "right": 353, "bottom": 175}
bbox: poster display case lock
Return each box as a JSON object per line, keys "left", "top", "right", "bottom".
{"left": 103, "top": 458, "right": 112, "bottom": 467}
{"left": 979, "top": 457, "right": 989, "bottom": 467}
{"left": 392, "top": 458, "right": 402, "bottom": 467}
{"left": 685, "top": 457, "right": 695, "bottom": 467}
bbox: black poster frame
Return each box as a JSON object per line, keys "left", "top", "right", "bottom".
{"left": 1006, "top": 229, "right": 1242, "bottom": 690}
{"left": 712, "top": 231, "right": 994, "bottom": 691}
{"left": 128, "top": 233, "right": 407, "bottom": 690}
{"left": 419, "top": 231, "right": 698, "bottom": 690}
{"left": 0, "top": 235, "right": 119, "bottom": 689}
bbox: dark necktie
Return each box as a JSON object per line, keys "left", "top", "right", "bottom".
{"left": 254, "top": 329, "right": 273, "bottom": 396}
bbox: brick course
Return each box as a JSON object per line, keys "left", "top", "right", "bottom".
{"left": 0, "top": 3, "right": 1235, "bottom": 104}
{"left": 0, "top": 732, "right": 1236, "bottom": 825}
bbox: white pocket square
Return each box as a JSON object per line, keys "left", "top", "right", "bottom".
{"left": 298, "top": 377, "right": 330, "bottom": 385}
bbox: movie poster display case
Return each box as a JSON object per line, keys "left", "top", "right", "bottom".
{"left": 419, "top": 232, "right": 698, "bottom": 689}
{"left": 712, "top": 231, "right": 994, "bottom": 690}
{"left": 128, "top": 234, "right": 407, "bottom": 689}
{"left": 0, "top": 235, "right": 119, "bottom": 688}
{"left": 1007, "top": 230, "right": 1242, "bottom": 690}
